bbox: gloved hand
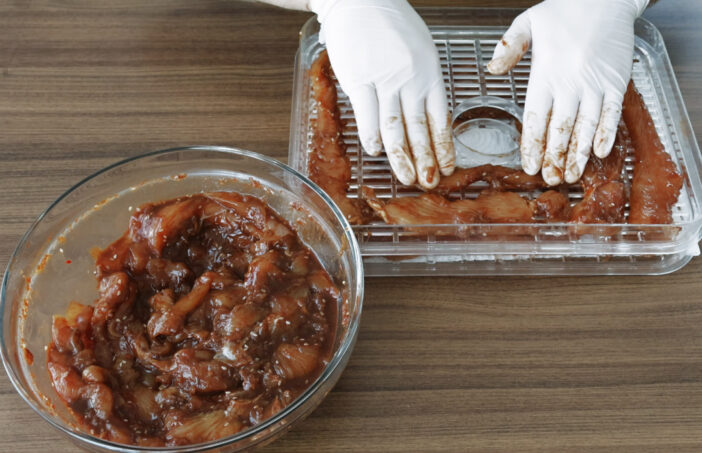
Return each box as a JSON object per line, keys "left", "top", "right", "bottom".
{"left": 310, "top": 0, "right": 455, "bottom": 189}
{"left": 488, "top": 0, "right": 649, "bottom": 185}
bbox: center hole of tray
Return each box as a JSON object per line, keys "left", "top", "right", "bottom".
{"left": 451, "top": 96, "right": 524, "bottom": 167}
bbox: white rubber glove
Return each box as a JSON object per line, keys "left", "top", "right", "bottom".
{"left": 310, "top": 0, "right": 455, "bottom": 189}
{"left": 488, "top": 0, "right": 649, "bottom": 185}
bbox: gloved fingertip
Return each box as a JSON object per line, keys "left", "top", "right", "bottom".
{"left": 567, "top": 137, "right": 594, "bottom": 183}
{"left": 521, "top": 159, "right": 540, "bottom": 176}
{"left": 361, "top": 135, "right": 383, "bottom": 157}
{"left": 564, "top": 158, "right": 586, "bottom": 184}
{"left": 564, "top": 171, "right": 579, "bottom": 185}
{"left": 386, "top": 145, "right": 417, "bottom": 186}
{"left": 434, "top": 132, "right": 456, "bottom": 176}
{"left": 520, "top": 140, "right": 544, "bottom": 176}
{"left": 542, "top": 165, "right": 564, "bottom": 187}
{"left": 523, "top": 167, "right": 540, "bottom": 177}
{"left": 395, "top": 169, "right": 417, "bottom": 186}
{"left": 487, "top": 58, "right": 509, "bottom": 75}
{"left": 564, "top": 155, "right": 585, "bottom": 184}
{"left": 593, "top": 131, "right": 616, "bottom": 159}
{"left": 439, "top": 157, "right": 456, "bottom": 177}
{"left": 542, "top": 142, "right": 566, "bottom": 186}
{"left": 488, "top": 31, "right": 530, "bottom": 75}
{"left": 418, "top": 165, "right": 440, "bottom": 190}
{"left": 487, "top": 58, "right": 504, "bottom": 75}
{"left": 520, "top": 157, "right": 539, "bottom": 176}
{"left": 426, "top": 111, "right": 455, "bottom": 176}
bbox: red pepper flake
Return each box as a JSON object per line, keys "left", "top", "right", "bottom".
{"left": 65, "top": 259, "right": 72, "bottom": 264}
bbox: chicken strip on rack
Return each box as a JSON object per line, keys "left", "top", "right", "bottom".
{"left": 622, "top": 81, "right": 683, "bottom": 224}
{"left": 568, "top": 128, "right": 628, "bottom": 224}
{"left": 308, "top": 51, "right": 374, "bottom": 224}
{"left": 434, "top": 164, "right": 548, "bottom": 194}
{"left": 361, "top": 186, "right": 570, "bottom": 236}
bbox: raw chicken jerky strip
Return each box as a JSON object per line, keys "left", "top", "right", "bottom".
{"left": 623, "top": 80, "right": 683, "bottom": 224}
{"left": 434, "top": 164, "right": 548, "bottom": 194}
{"left": 308, "top": 51, "right": 374, "bottom": 224}
{"left": 362, "top": 186, "right": 569, "bottom": 237}
{"left": 568, "top": 128, "right": 628, "bottom": 224}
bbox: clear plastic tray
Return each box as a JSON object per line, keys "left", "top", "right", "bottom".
{"left": 288, "top": 8, "right": 702, "bottom": 276}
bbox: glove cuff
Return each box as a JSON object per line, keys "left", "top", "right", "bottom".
{"left": 309, "top": 0, "right": 345, "bottom": 23}
{"left": 630, "top": 0, "right": 650, "bottom": 16}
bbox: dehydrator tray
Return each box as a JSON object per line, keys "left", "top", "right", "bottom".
{"left": 288, "top": 8, "right": 702, "bottom": 276}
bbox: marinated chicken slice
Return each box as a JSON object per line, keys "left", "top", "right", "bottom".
{"left": 568, "top": 128, "right": 628, "bottom": 224}
{"left": 130, "top": 198, "right": 202, "bottom": 255}
{"left": 435, "top": 164, "right": 548, "bottom": 193}
{"left": 531, "top": 190, "right": 571, "bottom": 222}
{"left": 362, "top": 188, "right": 468, "bottom": 226}
{"left": 622, "top": 81, "right": 683, "bottom": 224}
{"left": 308, "top": 51, "right": 374, "bottom": 224}
{"left": 471, "top": 192, "right": 538, "bottom": 223}
{"left": 580, "top": 131, "right": 627, "bottom": 191}
{"left": 570, "top": 181, "right": 627, "bottom": 224}
{"left": 363, "top": 185, "right": 572, "bottom": 228}
{"left": 362, "top": 186, "right": 538, "bottom": 231}
{"left": 203, "top": 192, "right": 296, "bottom": 250}
{"left": 147, "top": 273, "right": 213, "bottom": 339}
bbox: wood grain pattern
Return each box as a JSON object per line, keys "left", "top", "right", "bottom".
{"left": 1, "top": 0, "right": 701, "bottom": 451}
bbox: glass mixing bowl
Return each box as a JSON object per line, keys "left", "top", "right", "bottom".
{"left": 0, "top": 146, "right": 364, "bottom": 452}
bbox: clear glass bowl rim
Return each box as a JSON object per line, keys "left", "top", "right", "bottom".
{"left": 0, "top": 145, "right": 365, "bottom": 452}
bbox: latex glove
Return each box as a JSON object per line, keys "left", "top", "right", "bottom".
{"left": 310, "top": 0, "right": 455, "bottom": 189}
{"left": 487, "top": 0, "right": 649, "bottom": 185}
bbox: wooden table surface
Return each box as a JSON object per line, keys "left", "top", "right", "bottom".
{"left": 1, "top": 0, "right": 701, "bottom": 451}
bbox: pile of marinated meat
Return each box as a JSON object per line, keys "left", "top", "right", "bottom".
{"left": 47, "top": 192, "right": 340, "bottom": 446}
